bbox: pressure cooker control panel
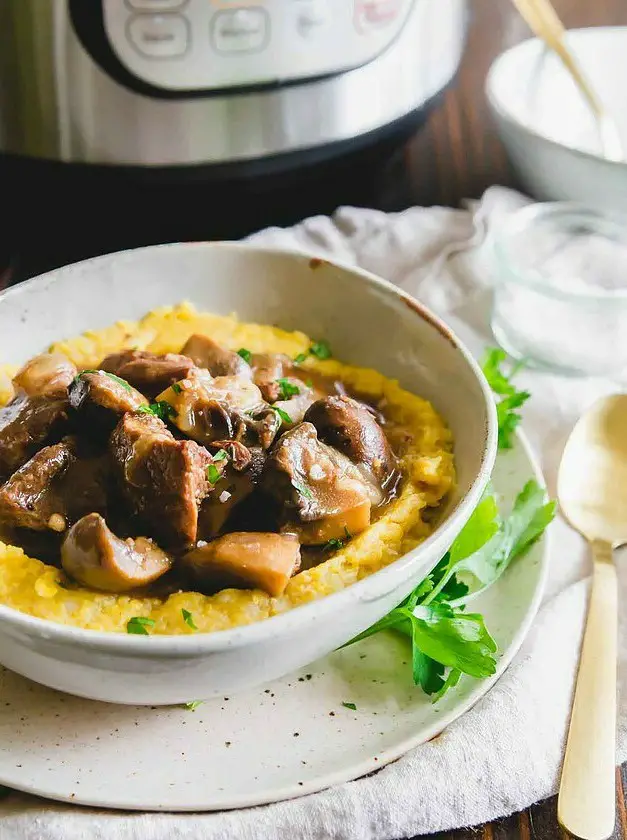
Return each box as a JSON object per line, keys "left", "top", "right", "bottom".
{"left": 102, "top": 0, "right": 415, "bottom": 91}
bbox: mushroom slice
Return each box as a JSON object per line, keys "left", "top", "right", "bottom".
{"left": 182, "top": 532, "right": 300, "bottom": 597}
{"left": 61, "top": 513, "right": 172, "bottom": 593}
{"left": 250, "top": 353, "right": 293, "bottom": 403}
{"left": 13, "top": 352, "right": 77, "bottom": 398}
{"left": 68, "top": 370, "right": 148, "bottom": 434}
{"left": 304, "top": 396, "right": 400, "bottom": 501}
{"left": 180, "top": 335, "right": 251, "bottom": 378}
{"left": 262, "top": 422, "right": 373, "bottom": 545}
{"left": 272, "top": 378, "right": 317, "bottom": 428}
{"left": 156, "top": 373, "right": 264, "bottom": 447}
{"left": 100, "top": 349, "right": 195, "bottom": 399}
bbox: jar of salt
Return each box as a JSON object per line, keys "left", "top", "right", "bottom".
{"left": 490, "top": 203, "right": 627, "bottom": 378}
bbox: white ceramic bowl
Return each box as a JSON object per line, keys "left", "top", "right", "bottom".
{"left": 0, "top": 243, "right": 497, "bottom": 705}
{"left": 486, "top": 27, "right": 627, "bottom": 215}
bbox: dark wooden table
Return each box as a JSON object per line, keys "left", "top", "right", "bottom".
{"left": 408, "top": 1, "right": 627, "bottom": 838}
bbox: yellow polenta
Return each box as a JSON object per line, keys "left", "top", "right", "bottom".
{"left": 0, "top": 303, "right": 454, "bottom": 635}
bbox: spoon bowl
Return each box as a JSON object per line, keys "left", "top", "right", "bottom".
{"left": 557, "top": 394, "right": 627, "bottom": 840}
{"left": 558, "top": 394, "right": 627, "bottom": 545}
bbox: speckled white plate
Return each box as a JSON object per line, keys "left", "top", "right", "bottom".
{"left": 0, "top": 432, "right": 548, "bottom": 812}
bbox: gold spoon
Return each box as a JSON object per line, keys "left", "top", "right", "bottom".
{"left": 557, "top": 394, "right": 627, "bottom": 839}
{"left": 510, "top": 0, "right": 624, "bottom": 162}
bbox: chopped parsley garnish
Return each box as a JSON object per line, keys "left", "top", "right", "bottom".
{"left": 292, "top": 481, "right": 313, "bottom": 500}
{"left": 342, "top": 702, "right": 357, "bottom": 711}
{"left": 310, "top": 340, "right": 332, "bottom": 360}
{"left": 276, "top": 378, "right": 300, "bottom": 400}
{"left": 481, "top": 349, "right": 530, "bottom": 450}
{"left": 294, "top": 340, "right": 332, "bottom": 364}
{"left": 237, "top": 348, "right": 252, "bottom": 364}
{"left": 185, "top": 701, "right": 202, "bottom": 711}
{"left": 102, "top": 371, "right": 133, "bottom": 391}
{"left": 172, "top": 383, "right": 183, "bottom": 395}
{"left": 206, "top": 464, "right": 222, "bottom": 485}
{"left": 137, "top": 400, "right": 178, "bottom": 422}
{"left": 73, "top": 369, "right": 133, "bottom": 392}
{"left": 271, "top": 405, "right": 292, "bottom": 424}
{"left": 212, "top": 449, "right": 228, "bottom": 463}
{"left": 325, "top": 527, "right": 352, "bottom": 552}
{"left": 127, "top": 616, "right": 156, "bottom": 635}
{"left": 182, "top": 609, "right": 197, "bottom": 630}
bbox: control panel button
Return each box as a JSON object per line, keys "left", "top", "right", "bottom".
{"left": 293, "top": 0, "right": 329, "bottom": 38}
{"left": 211, "top": 9, "right": 269, "bottom": 53}
{"left": 126, "top": 0, "right": 188, "bottom": 9}
{"left": 127, "top": 13, "right": 190, "bottom": 58}
{"left": 355, "top": 0, "right": 402, "bottom": 31}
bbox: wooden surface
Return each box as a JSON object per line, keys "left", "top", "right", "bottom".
{"left": 404, "top": 0, "right": 627, "bottom": 207}
{"left": 409, "top": 3, "right": 627, "bottom": 838}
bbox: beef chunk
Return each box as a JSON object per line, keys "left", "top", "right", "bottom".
{"left": 13, "top": 352, "right": 77, "bottom": 398}
{"left": 100, "top": 349, "right": 194, "bottom": 398}
{"left": 0, "top": 393, "right": 68, "bottom": 479}
{"left": 180, "top": 334, "right": 251, "bottom": 378}
{"left": 0, "top": 438, "right": 109, "bottom": 532}
{"left": 109, "top": 411, "right": 213, "bottom": 550}
{"left": 197, "top": 446, "right": 266, "bottom": 540}
{"left": 61, "top": 513, "right": 173, "bottom": 593}
{"left": 262, "top": 422, "right": 373, "bottom": 545}
{"left": 182, "top": 532, "right": 300, "bottom": 597}
{"left": 304, "top": 396, "right": 399, "bottom": 499}
{"left": 69, "top": 370, "right": 148, "bottom": 435}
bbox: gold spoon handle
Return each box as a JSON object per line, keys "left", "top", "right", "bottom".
{"left": 558, "top": 539, "right": 617, "bottom": 840}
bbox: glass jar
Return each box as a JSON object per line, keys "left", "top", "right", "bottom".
{"left": 490, "top": 203, "right": 627, "bottom": 378}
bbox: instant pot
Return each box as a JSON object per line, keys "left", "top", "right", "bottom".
{"left": 0, "top": 0, "right": 468, "bottom": 280}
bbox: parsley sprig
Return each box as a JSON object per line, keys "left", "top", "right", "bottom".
{"left": 343, "top": 347, "right": 555, "bottom": 701}
{"left": 481, "top": 349, "right": 530, "bottom": 450}
{"left": 344, "top": 481, "right": 555, "bottom": 699}
{"left": 237, "top": 348, "right": 252, "bottom": 364}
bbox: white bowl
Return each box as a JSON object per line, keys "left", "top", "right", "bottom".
{"left": 0, "top": 243, "right": 497, "bottom": 705}
{"left": 486, "top": 27, "right": 627, "bottom": 215}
